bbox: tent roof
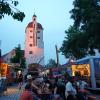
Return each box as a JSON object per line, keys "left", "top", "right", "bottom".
{"left": 76, "top": 56, "right": 100, "bottom": 64}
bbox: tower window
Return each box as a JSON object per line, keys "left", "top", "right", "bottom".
{"left": 33, "top": 24, "right": 35, "bottom": 28}
{"left": 29, "top": 51, "right": 33, "bottom": 54}
{"left": 30, "top": 30, "right": 33, "bottom": 32}
{"left": 33, "top": 18, "right": 36, "bottom": 21}
{"left": 37, "top": 37, "right": 40, "bottom": 39}
{"left": 30, "top": 36, "right": 33, "bottom": 38}
{"left": 37, "top": 31, "right": 40, "bottom": 33}
{"left": 29, "top": 44, "right": 33, "bottom": 47}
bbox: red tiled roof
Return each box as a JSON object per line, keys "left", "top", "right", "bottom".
{"left": 27, "top": 22, "right": 43, "bottom": 29}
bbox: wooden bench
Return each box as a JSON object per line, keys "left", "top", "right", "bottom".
{"left": 78, "top": 89, "right": 89, "bottom": 96}
{"left": 87, "top": 95, "right": 96, "bottom": 100}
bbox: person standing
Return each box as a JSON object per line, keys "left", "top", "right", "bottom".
{"left": 26, "top": 75, "right": 41, "bottom": 100}
{"left": 65, "top": 77, "right": 77, "bottom": 100}
{"left": 20, "top": 84, "right": 34, "bottom": 100}
{"left": 79, "top": 79, "right": 88, "bottom": 91}
{"left": 76, "top": 78, "right": 88, "bottom": 100}
{"left": 17, "top": 70, "right": 23, "bottom": 90}
{"left": 26, "top": 75, "right": 38, "bottom": 92}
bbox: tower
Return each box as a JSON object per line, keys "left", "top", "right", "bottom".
{"left": 25, "top": 14, "right": 44, "bottom": 67}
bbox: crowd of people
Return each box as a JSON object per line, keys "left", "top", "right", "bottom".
{"left": 16, "top": 70, "right": 89, "bottom": 100}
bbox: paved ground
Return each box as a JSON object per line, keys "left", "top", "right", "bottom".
{"left": 96, "top": 95, "right": 100, "bottom": 100}
{"left": 89, "top": 94, "right": 100, "bottom": 100}
{"left": 0, "top": 85, "right": 100, "bottom": 100}
{"left": 0, "top": 85, "right": 23, "bottom": 100}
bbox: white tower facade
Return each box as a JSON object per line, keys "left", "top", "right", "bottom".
{"left": 25, "top": 14, "right": 44, "bottom": 66}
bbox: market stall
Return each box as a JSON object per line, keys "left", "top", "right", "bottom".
{"left": 72, "top": 56, "right": 100, "bottom": 90}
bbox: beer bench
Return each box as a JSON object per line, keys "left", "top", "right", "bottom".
{"left": 87, "top": 95, "right": 96, "bottom": 100}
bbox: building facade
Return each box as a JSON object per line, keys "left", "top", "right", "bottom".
{"left": 25, "top": 14, "right": 44, "bottom": 67}
{"left": 2, "top": 49, "right": 16, "bottom": 63}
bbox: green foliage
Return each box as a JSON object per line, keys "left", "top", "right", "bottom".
{"left": 46, "top": 59, "right": 57, "bottom": 68}
{"left": 70, "top": 0, "right": 100, "bottom": 50}
{"left": 10, "top": 44, "right": 26, "bottom": 68}
{"left": 0, "top": 0, "right": 25, "bottom": 21}
{"left": 20, "top": 57, "right": 26, "bottom": 68}
{"left": 61, "top": 0, "right": 100, "bottom": 59}
{"left": 10, "top": 45, "right": 21, "bottom": 63}
{"left": 60, "top": 26, "right": 89, "bottom": 59}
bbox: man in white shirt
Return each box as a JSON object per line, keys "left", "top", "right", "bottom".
{"left": 79, "top": 80, "right": 88, "bottom": 91}
{"left": 65, "top": 77, "right": 77, "bottom": 99}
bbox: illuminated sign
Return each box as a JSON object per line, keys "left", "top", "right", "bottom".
{"left": 0, "top": 63, "right": 8, "bottom": 77}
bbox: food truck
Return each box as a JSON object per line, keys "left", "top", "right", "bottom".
{"left": 72, "top": 56, "right": 100, "bottom": 90}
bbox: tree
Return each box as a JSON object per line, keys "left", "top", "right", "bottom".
{"left": 0, "top": 0, "right": 25, "bottom": 21}
{"left": 60, "top": 26, "right": 89, "bottom": 59}
{"left": 61, "top": 0, "right": 100, "bottom": 59}
{"left": 70, "top": 0, "right": 100, "bottom": 51}
{"left": 46, "top": 59, "right": 57, "bottom": 68}
{"left": 10, "top": 44, "right": 26, "bottom": 68}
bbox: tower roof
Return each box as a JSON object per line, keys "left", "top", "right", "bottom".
{"left": 33, "top": 13, "right": 37, "bottom": 17}
{"left": 27, "top": 22, "right": 43, "bottom": 29}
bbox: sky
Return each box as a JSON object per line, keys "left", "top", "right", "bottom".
{"left": 0, "top": 0, "right": 74, "bottom": 64}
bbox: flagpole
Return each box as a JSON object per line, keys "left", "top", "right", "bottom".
{"left": 55, "top": 45, "right": 60, "bottom": 67}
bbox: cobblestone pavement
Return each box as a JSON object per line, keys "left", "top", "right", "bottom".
{"left": 0, "top": 85, "right": 100, "bottom": 100}
{"left": 0, "top": 85, "right": 23, "bottom": 100}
